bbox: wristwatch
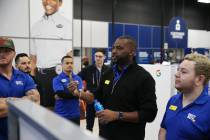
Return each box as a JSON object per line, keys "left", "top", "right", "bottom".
{"left": 118, "top": 112, "right": 123, "bottom": 120}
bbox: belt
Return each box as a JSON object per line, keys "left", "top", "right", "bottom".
{"left": 38, "top": 67, "right": 55, "bottom": 74}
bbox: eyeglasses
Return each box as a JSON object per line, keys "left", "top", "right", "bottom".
{"left": 95, "top": 55, "right": 103, "bottom": 58}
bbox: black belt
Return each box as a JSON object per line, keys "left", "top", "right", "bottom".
{"left": 38, "top": 67, "right": 55, "bottom": 74}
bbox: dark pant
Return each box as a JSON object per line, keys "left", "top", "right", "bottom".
{"left": 36, "top": 67, "right": 57, "bottom": 107}
{"left": 86, "top": 103, "right": 95, "bottom": 131}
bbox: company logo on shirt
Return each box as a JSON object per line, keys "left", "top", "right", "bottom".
{"left": 56, "top": 24, "right": 63, "bottom": 28}
{"left": 169, "top": 105, "right": 177, "bottom": 111}
{"left": 187, "top": 113, "right": 196, "bottom": 123}
{"left": 61, "top": 79, "right": 67, "bottom": 83}
{"left": 15, "top": 80, "right": 24, "bottom": 86}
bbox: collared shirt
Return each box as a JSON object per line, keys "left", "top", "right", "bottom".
{"left": 161, "top": 90, "right": 210, "bottom": 140}
{"left": 0, "top": 68, "right": 36, "bottom": 140}
{"left": 31, "top": 12, "right": 72, "bottom": 68}
{"left": 0, "top": 68, "right": 36, "bottom": 97}
{"left": 53, "top": 72, "right": 82, "bottom": 119}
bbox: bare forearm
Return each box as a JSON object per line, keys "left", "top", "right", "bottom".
{"left": 25, "top": 89, "right": 40, "bottom": 104}
{"left": 30, "top": 55, "right": 37, "bottom": 76}
{"left": 158, "top": 128, "right": 166, "bottom": 140}
{"left": 79, "top": 91, "right": 94, "bottom": 104}
{"left": 0, "top": 98, "right": 8, "bottom": 118}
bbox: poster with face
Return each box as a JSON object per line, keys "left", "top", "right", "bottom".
{"left": 29, "top": 0, "right": 73, "bottom": 69}
{"left": 30, "top": 0, "right": 73, "bottom": 40}
{"left": 0, "top": 0, "right": 73, "bottom": 60}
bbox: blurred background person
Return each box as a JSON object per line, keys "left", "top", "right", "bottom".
{"left": 81, "top": 56, "right": 89, "bottom": 69}
{"left": 15, "top": 53, "right": 33, "bottom": 78}
{"left": 78, "top": 49, "right": 109, "bottom": 132}
{"left": 15, "top": 53, "right": 42, "bottom": 102}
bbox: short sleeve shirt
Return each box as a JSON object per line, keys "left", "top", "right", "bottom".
{"left": 161, "top": 90, "right": 210, "bottom": 140}
{"left": 53, "top": 72, "right": 83, "bottom": 119}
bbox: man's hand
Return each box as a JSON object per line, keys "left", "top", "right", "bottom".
{"left": 54, "top": 94, "right": 62, "bottom": 100}
{"left": 0, "top": 98, "right": 8, "bottom": 118}
{"left": 25, "top": 89, "right": 40, "bottom": 104}
{"left": 67, "top": 81, "right": 79, "bottom": 97}
{"left": 96, "top": 109, "right": 118, "bottom": 124}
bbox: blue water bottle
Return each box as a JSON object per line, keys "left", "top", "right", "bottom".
{"left": 94, "top": 99, "right": 104, "bottom": 112}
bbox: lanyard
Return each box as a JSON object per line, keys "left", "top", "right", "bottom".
{"left": 92, "top": 68, "right": 101, "bottom": 86}
{"left": 111, "top": 64, "right": 128, "bottom": 94}
{"left": 113, "top": 64, "right": 127, "bottom": 84}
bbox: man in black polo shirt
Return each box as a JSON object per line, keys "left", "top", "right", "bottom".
{"left": 92, "top": 36, "right": 158, "bottom": 140}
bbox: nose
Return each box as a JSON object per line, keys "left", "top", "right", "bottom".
{"left": 175, "top": 71, "right": 180, "bottom": 78}
{"left": 112, "top": 47, "right": 116, "bottom": 54}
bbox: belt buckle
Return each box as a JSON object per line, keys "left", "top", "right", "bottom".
{"left": 38, "top": 68, "right": 46, "bottom": 74}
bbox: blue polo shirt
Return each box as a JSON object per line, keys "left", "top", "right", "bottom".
{"left": 53, "top": 72, "right": 82, "bottom": 119}
{"left": 0, "top": 68, "right": 36, "bottom": 140}
{"left": 161, "top": 89, "right": 210, "bottom": 140}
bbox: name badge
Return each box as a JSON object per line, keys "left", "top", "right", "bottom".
{"left": 105, "top": 80, "right": 110, "bottom": 85}
{"left": 169, "top": 105, "right": 177, "bottom": 111}
{"left": 15, "top": 81, "right": 24, "bottom": 86}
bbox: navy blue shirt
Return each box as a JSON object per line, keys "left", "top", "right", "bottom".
{"left": 0, "top": 68, "right": 36, "bottom": 140}
{"left": 161, "top": 89, "right": 210, "bottom": 140}
{"left": 53, "top": 72, "right": 82, "bottom": 119}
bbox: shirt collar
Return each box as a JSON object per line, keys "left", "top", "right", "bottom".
{"left": 193, "top": 89, "right": 209, "bottom": 105}
{"left": 60, "top": 71, "right": 76, "bottom": 78}
{"left": 13, "top": 67, "right": 23, "bottom": 76}
{"left": 178, "top": 89, "right": 209, "bottom": 106}
{"left": 43, "top": 12, "right": 60, "bottom": 21}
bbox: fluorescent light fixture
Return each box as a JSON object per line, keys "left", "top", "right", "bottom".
{"left": 198, "top": 0, "right": 210, "bottom": 3}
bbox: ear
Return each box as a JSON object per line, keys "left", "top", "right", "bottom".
{"left": 196, "top": 75, "right": 206, "bottom": 86}
{"left": 129, "top": 50, "right": 135, "bottom": 56}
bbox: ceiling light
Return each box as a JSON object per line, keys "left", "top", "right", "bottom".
{"left": 198, "top": 0, "right": 210, "bottom": 3}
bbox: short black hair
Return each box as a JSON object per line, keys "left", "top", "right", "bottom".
{"left": 61, "top": 55, "right": 72, "bottom": 63}
{"left": 15, "top": 53, "right": 29, "bottom": 64}
{"left": 95, "top": 48, "right": 106, "bottom": 55}
{"left": 117, "top": 35, "right": 137, "bottom": 51}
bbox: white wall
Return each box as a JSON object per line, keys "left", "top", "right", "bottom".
{"left": 188, "top": 29, "right": 210, "bottom": 48}
{"left": 140, "top": 64, "right": 175, "bottom": 140}
{"left": 73, "top": 19, "right": 108, "bottom": 48}
{"left": 0, "top": 0, "right": 29, "bottom": 37}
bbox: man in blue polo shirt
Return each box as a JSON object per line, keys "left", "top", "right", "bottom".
{"left": 159, "top": 53, "right": 210, "bottom": 140}
{"left": 0, "top": 37, "right": 40, "bottom": 140}
{"left": 53, "top": 55, "right": 82, "bottom": 125}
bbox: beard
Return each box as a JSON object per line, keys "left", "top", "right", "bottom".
{"left": 111, "top": 55, "right": 130, "bottom": 66}
{"left": 0, "top": 63, "right": 9, "bottom": 68}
